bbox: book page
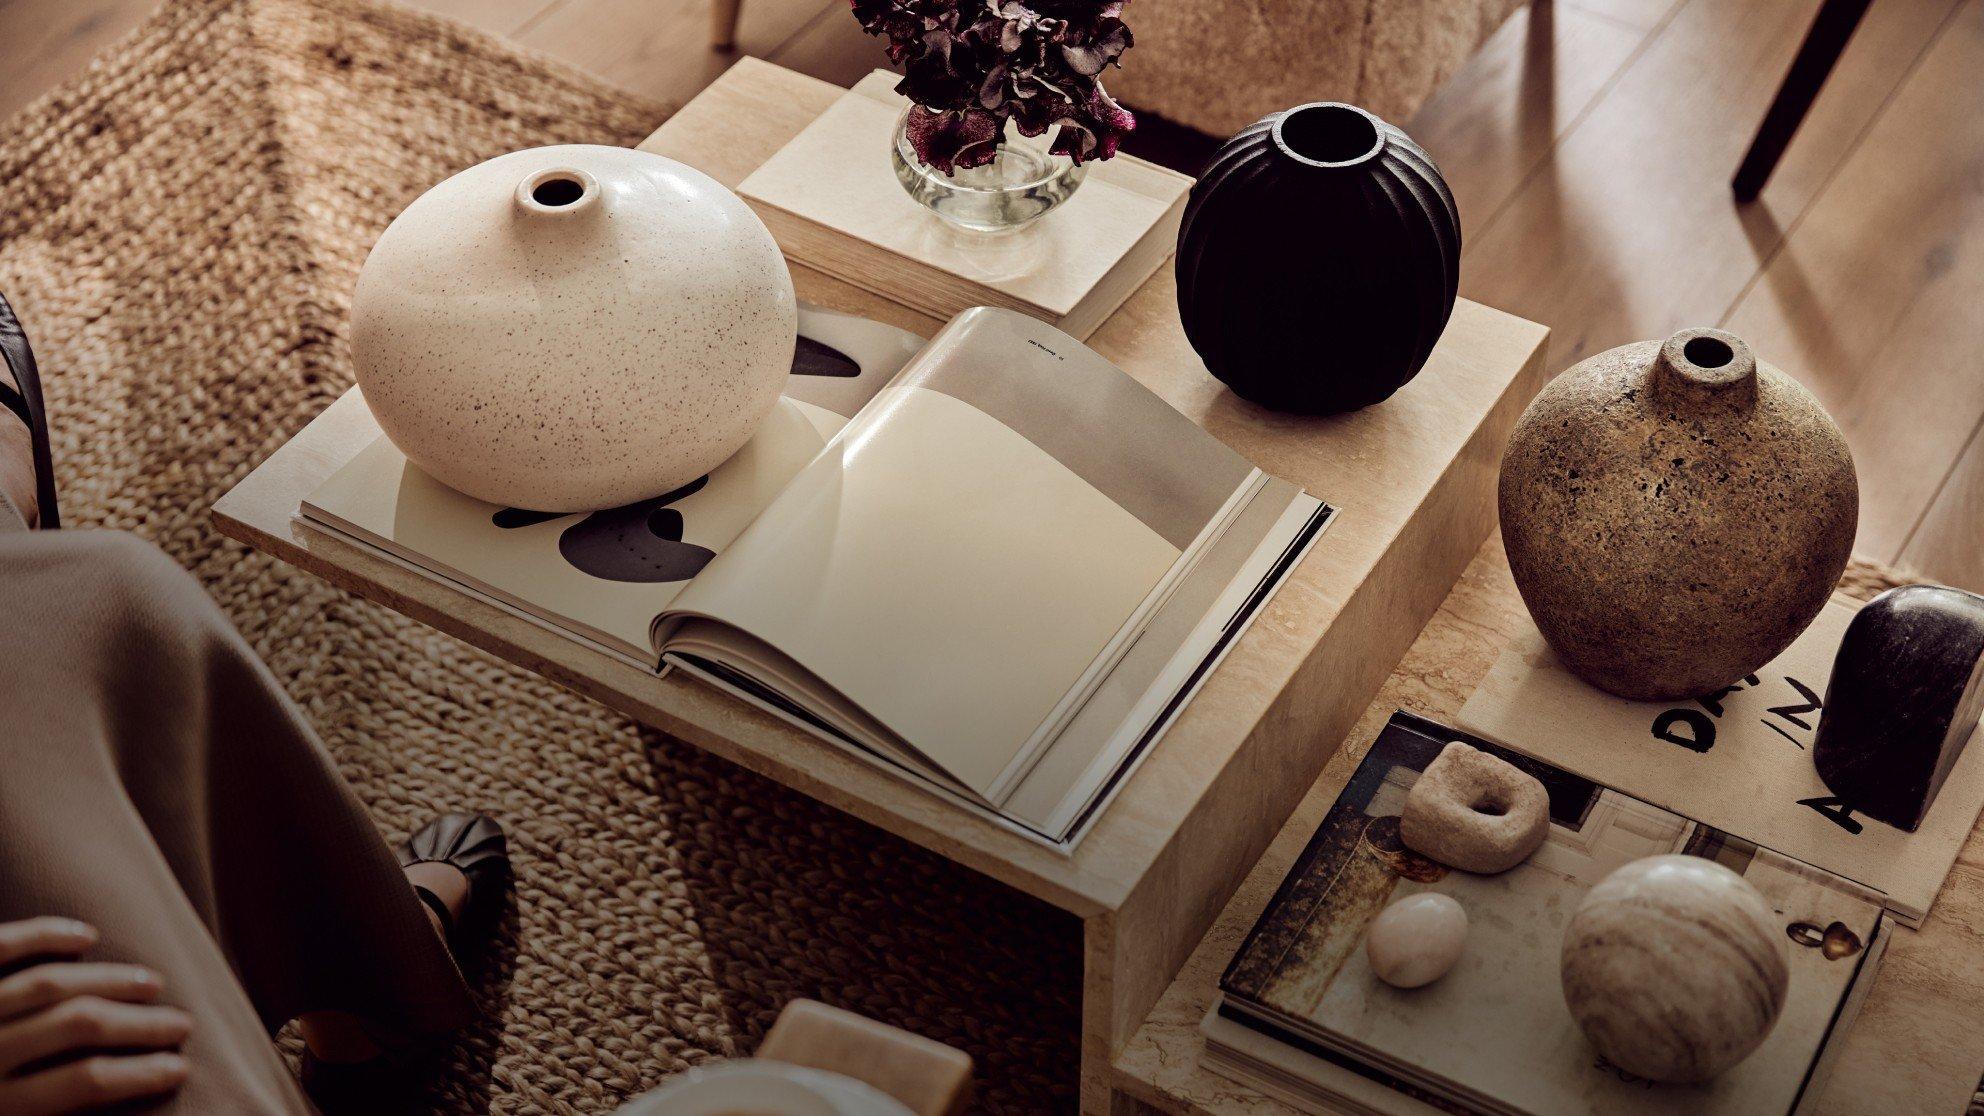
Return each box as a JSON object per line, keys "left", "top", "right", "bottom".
{"left": 299, "top": 305, "right": 923, "bottom": 661}
{"left": 658, "top": 307, "right": 1259, "bottom": 802}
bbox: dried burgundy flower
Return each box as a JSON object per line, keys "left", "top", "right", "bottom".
{"left": 852, "top": 0, "right": 1136, "bottom": 175}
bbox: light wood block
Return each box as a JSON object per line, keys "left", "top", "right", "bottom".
{"left": 1109, "top": 537, "right": 1984, "bottom": 1116}
{"left": 759, "top": 999, "right": 973, "bottom": 1116}
{"left": 210, "top": 58, "right": 1549, "bottom": 1113}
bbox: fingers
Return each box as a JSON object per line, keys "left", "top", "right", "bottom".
{"left": 0, "top": 920, "right": 95, "bottom": 969}
{"left": 0, "top": 997, "right": 192, "bottom": 1077}
{"left": 0, "top": 1052, "right": 188, "bottom": 1116}
{"left": 0, "top": 964, "right": 163, "bottom": 1023}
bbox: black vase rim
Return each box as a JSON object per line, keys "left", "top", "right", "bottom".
{"left": 1270, "top": 102, "right": 1387, "bottom": 170}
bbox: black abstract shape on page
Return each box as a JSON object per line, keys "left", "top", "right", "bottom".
{"left": 482, "top": 332, "right": 858, "bottom": 582}
{"left": 493, "top": 475, "right": 714, "bottom": 583}
{"left": 792, "top": 335, "right": 860, "bottom": 378}
{"left": 491, "top": 507, "right": 565, "bottom": 529}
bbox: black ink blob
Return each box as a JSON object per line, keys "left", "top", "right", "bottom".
{"left": 491, "top": 507, "right": 566, "bottom": 529}
{"left": 484, "top": 335, "right": 863, "bottom": 583}
{"left": 493, "top": 475, "right": 714, "bottom": 584}
{"left": 792, "top": 336, "right": 860, "bottom": 378}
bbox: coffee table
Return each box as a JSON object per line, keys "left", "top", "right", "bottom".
{"left": 210, "top": 59, "right": 1549, "bottom": 1113}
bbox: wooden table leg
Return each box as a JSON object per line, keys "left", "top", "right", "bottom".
{"left": 711, "top": 0, "right": 744, "bottom": 49}
{"left": 1732, "top": 0, "right": 1874, "bottom": 201}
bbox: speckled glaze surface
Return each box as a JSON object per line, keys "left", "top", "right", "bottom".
{"left": 1499, "top": 327, "right": 1857, "bottom": 700}
{"left": 1400, "top": 740, "right": 1549, "bottom": 873}
{"left": 1560, "top": 854, "right": 1790, "bottom": 1084}
{"left": 1365, "top": 892, "right": 1467, "bottom": 989}
{"left": 352, "top": 144, "right": 796, "bottom": 512}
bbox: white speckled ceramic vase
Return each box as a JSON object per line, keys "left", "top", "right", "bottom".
{"left": 352, "top": 144, "right": 796, "bottom": 512}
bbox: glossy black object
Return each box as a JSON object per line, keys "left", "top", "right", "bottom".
{"left": 1175, "top": 102, "right": 1459, "bottom": 415}
{"left": 0, "top": 291, "right": 58, "bottom": 528}
{"left": 1813, "top": 585, "right": 1984, "bottom": 831}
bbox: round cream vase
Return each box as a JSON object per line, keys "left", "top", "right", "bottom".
{"left": 352, "top": 144, "right": 797, "bottom": 512}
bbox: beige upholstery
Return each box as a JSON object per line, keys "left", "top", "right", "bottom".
{"left": 1106, "top": 0, "right": 1530, "bottom": 138}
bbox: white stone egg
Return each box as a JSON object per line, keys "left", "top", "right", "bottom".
{"left": 1366, "top": 892, "right": 1468, "bottom": 989}
{"left": 1560, "top": 854, "right": 1790, "bottom": 1083}
{"left": 352, "top": 144, "right": 796, "bottom": 512}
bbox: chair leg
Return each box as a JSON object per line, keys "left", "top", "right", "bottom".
{"left": 1732, "top": 0, "right": 1874, "bottom": 201}
{"left": 711, "top": 0, "right": 744, "bottom": 49}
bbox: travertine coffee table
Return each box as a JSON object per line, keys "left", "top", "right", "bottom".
{"left": 211, "top": 59, "right": 1549, "bottom": 1113}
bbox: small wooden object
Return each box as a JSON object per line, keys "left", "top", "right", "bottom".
{"left": 758, "top": 999, "right": 972, "bottom": 1116}
{"left": 710, "top": 0, "right": 742, "bottom": 48}
{"left": 737, "top": 71, "right": 1189, "bottom": 340}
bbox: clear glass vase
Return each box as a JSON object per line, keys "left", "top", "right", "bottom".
{"left": 891, "top": 108, "right": 1088, "bottom": 235}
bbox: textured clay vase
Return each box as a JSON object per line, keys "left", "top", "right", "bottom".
{"left": 1499, "top": 328, "right": 1858, "bottom": 701}
{"left": 1175, "top": 102, "right": 1458, "bottom": 414}
{"left": 1560, "top": 855, "right": 1789, "bottom": 1083}
{"left": 353, "top": 144, "right": 796, "bottom": 512}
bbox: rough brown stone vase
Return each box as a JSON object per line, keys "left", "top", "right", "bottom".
{"left": 1499, "top": 327, "right": 1858, "bottom": 701}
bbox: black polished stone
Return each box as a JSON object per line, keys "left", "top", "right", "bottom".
{"left": 1813, "top": 585, "right": 1984, "bottom": 831}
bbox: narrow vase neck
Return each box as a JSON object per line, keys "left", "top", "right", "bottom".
{"left": 1652, "top": 328, "right": 1759, "bottom": 408}
{"left": 1271, "top": 102, "right": 1387, "bottom": 170}
{"left": 514, "top": 167, "right": 601, "bottom": 220}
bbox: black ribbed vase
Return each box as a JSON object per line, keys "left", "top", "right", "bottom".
{"left": 1176, "top": 103, "right": 1460, "bottom": 414}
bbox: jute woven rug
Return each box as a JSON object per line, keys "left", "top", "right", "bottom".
{"left": 0, "top": 1, "right": 1932, "bottom": 1112}
{"left": 0, "top": 0, "right": 1082, "bottom": 1110}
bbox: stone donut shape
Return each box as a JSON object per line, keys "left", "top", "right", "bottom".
{"left": 1399, "top": 741, "right": 1551, "bottom": 874}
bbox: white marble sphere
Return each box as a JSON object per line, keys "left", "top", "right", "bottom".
{"left": 1560, "top": 855, "right": 1789, "bottom": 1083}
{"left": 1366, "top": 892, "right": 1468, "bottom": 989}
{"left": 352, "top": 144, "right": 796, "bottom": 512}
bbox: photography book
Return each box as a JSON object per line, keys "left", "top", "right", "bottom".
{"left": 1208, "top": 711, "right": 1888, "bottom": 1116}
{"left": 299, "top": 304, "right": 1334, "bottom": 848}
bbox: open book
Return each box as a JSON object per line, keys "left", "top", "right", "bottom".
{"left": 302, "top": 305, "right": 1333, "bottom": 847}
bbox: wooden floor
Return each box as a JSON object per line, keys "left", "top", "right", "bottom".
{"left": 2, "top": 0, "right": 1980, "bottom": 591}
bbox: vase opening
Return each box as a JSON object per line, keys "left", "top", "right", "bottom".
{"left": 515, "top": 167, "right": 599, "bottom": 216}
{"left": 1274, "top": 103, "right": 1385, "bottom": 168}
{"left": 1684, "top": 336, "right": 1734, "bottom": 369}
{"left": 1655, "top": 327, "right": 1758, "bottom": 403}
{"left": 532, "top": 176, "right": 586, "bottom": 207}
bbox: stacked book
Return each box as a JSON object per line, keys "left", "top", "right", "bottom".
{"left": 1205, "top": 712, "right": 1888, "bottom": 1116}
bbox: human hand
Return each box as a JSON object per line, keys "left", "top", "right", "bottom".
{"left": 0, "top": 918, "right": 189, "bottom": 1114}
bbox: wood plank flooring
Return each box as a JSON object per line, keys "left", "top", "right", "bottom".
{"left": 0, "top": 0, "right": 1977, "bottom": 593}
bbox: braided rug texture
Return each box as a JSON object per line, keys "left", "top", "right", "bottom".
{"left": 0, "top": 0, "right": 1082, "bottom": 1110}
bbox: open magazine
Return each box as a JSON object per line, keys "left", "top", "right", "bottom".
{"left": 1209, "top": 712, "right": 1888, "bottom": 1116}
{"left": 301, "top": 305, "right": 1334, "bottom": 848}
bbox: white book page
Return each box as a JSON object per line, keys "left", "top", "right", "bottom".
{"left": 655, "top": 307, "right": 1263, "bottom": 804}
{"left": 660, "top": 383, "right": 1184, "bottom": 801}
